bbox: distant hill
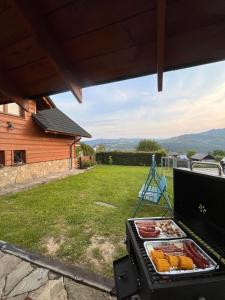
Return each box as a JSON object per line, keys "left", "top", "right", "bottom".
{"left": 86, "top": 138, "right": 141, "bottom": 151}
{"left": 158, "top": 128, "right": 225, "bottom": 152}
{"left": 85, "top": 128, "right": 225, "bottom": 153}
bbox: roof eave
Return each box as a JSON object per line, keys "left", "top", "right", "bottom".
{"left": 44, "top": 129, "right": 91, "bottom": 138}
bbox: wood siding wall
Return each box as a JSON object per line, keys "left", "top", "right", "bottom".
{"left": 0, "top": 100, "right": 77, "bottom": 167}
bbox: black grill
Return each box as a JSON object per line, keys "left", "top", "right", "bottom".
{"left": 113, "top": 169, "right": 225, "bottom": 300}
{"left": 128, "top": 219, "right": 225, "bottom": 282}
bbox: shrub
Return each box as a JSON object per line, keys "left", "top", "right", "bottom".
{"left": 80, "top": 160, "right": 93, "bottom": 169}
{"left": 108, "top": 155, "right": 113, "bottom": 165}
{"left": 96, "top": 151, "right": 164, "bottom": 166}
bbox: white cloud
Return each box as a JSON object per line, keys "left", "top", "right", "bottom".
{"left": 51, "top": 61, "right": 225, "bottom": 139}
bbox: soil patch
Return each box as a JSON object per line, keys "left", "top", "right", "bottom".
{"left": 85, "top": 236, "right": 116, "bottom": 272}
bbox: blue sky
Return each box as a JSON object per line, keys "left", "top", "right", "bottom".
{"left": 51, "top": 61, "right": 225, "bottom": 140}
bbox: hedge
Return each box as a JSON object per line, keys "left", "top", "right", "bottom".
{"left": 96, "top": 151, "right": 165, "bottom": 166}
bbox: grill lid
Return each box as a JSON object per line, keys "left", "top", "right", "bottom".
{"left": 173, "top": 168, "right": 225, "bottom": 252}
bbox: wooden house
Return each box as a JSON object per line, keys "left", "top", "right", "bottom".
{"left": 0, "top": 97, "right": 91, "bottom": 188}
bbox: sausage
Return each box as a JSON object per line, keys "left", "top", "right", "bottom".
{"left": 184, "top": 244, "right": 207, "bottom": 269}
{"left": 186, "top": 242, "right": 209, "bottom": 266}
{"left": 138, "top": 226, "right": 156, "bottom": 232}
{"left": 139, "top": 229, "right": 160, "bottom": 238}
{"left": 189, "top": 242, "right": 209, "bottom": 265}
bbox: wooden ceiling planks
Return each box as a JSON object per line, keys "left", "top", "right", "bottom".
{"left": 165, "top": 22, "right": 225, "bottom": 70}
{"left": 0, "top": 37, "right": 46, "bottom": 71}
{"left": 0, "top": 4, "right": 29, "bottom": 50}
{"left": 12, "top": 0, "right": 83, "bottom": 103}
{"left": 0, "top": 0, "right": 224, "bottom": 103}
{"left": 63, "top": 10, "right": 156, "bottom": 64}
{"left": 45, "top": 0, "right": 155, "bottom": 42}
{"left": 74, "top": 41, "right": 157, "bottom": 87}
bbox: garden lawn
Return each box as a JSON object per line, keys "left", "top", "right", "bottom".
{"left": 0, "top": 165, "right": 173, "bottom": 276}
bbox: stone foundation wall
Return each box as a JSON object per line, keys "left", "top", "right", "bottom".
{"left": 0, "top": 159, "right": 73, "bottom": 188}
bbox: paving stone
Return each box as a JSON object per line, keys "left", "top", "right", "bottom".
{"left": 8, "top": 268, "right": 48, "bottom": 297}
{"left": 48, "top": 271, "right": 61, "bottom": 280}
{"left": 5, "top": 261, "right": 34, "bottom": 295}
{"left": 6, "top": 293, "right": 28, "bottom": 300}
{"left": 94, "top": 202, "right": 116, "bottom": 208}
{"left": 0, "top": 277, "right": 6, "bottom": 299}
{"left": 0, "top": 254, "right": 21, "bottom": 280}
{"left": 64, "top": 278, "right": 114, "bottom": 300}
{"left": 29, "top": 278, "right": 67, "bottom": 300}
{"left": 0, "top": 251, "right": 5, "bottom": 259}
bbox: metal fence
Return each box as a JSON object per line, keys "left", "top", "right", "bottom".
{"left": 161, "top": 157, "right": 191, "bottom": 169}
{"left": 161, "top": 156, "right": 224, "bottom": 176}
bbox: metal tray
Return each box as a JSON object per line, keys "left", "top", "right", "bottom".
{"left": 134, "top": 218, "right": 186, "bottom": 240}
{"left": 144, "top": 239, "right": 218, "bottom": 275}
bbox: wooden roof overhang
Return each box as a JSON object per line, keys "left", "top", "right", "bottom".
{"left": 0, "top": 0, "right": 224, "bottom": 105}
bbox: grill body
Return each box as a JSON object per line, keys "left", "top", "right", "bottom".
{"left": 114, "top": 169, "right": 225, "bottom": 300}
{"left": 125, "top": 219, "right": 225, "bottom": 300}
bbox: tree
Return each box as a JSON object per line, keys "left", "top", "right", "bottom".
{"left": 136, "top": 139, "right": 162, "bottom": 152}
{"left": 213, "top": 149, "right": 225, "bottom": 157}
{"left": 80, "top": 142, "right": 95, "bottom": 156}
{"left": 187, "top": 150, "right": 196, "bottom": 159}
{"left": 212, "top": 149, "right": 225, "bottom": 162}
{"left": 96, "top": 144, "right": 106, "bottom": 152}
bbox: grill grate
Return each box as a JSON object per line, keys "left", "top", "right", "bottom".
{"left": 128, "top": 220, "right": 225, "bottom": 285}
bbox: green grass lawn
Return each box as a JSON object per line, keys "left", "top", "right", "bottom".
{"left": 0, "top": 165, "right": 173, "bottom": 276}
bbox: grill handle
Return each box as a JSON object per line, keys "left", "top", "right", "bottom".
{"left": 190, "top": 161, "right": 223, "bottom": 176}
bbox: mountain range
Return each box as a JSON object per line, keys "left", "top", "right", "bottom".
{"left": 85, "top": 128, "right": 225, "bottom": 153}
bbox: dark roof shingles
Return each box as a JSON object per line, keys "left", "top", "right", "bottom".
{"left": 33, "top": 108, "right": 91, "bottom": 138}
{"left": 191, "top": 153, "right": 214, "bottom": 160}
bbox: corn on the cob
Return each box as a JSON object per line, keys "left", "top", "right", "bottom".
{"left": 151, "top": 250, "right": 164, "bottom": 260}
{"left": 167, "top": 255, "right": 179, "bottom": 268}
{"left": 155, "top": 258, "right": 170, "bottom": 272}
{"left": 179, "top": 256, "right": 194, "bottom": 270}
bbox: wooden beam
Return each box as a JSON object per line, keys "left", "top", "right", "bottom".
{"left": 157, "top": 0, "right": 167, "bottom": 92}
{"left": 0, "top": 67, "right": 29, "bottom": 111}
{"left": 12, "top": 0, "right": 82, "bottom": 103}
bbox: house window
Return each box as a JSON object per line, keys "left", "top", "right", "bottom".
{"left": 7, "top": 103, "right": 22, "bottom": 116}
{"left": 0, "top": 103, "right": 23, "bottom": 117}
{"left": 0, "top": 151, "right": 5, "bottom": 167}
{"left": 13, "top": 150, "right": 26, "bottom": 165}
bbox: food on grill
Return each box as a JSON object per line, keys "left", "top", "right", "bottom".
{"left": 135, "top": 219, "right": 186, "bottom": 239}
{"left": 154, "top": 244, "right": 184, "bottom": 255}
{"left": 179, "top": 256, "right": 194, "bottom": 270}
{"left": 136, "top": 221, "right": 156, "bottom": 227}
{"left": 139, "top": 228, "right": 160, "bottom": 238}
{"left": 183, "top": 242, "right": 209, "bottom": 269}
{"left": 167, "top": 255, "right": 179, "bottom": 268}
{"left": 155, "top": 258, "right": 171, "bottom": 272}
{"left": 138, "top": 226, "right": 156, "bottom": 232}
{"left": 158, "top": 221, "right": 183, "bottom": 237}
{"left": 146, "top": 239, "right": 215, "bottom": 274}
{"left": 151, "top": 250, "right": 165, "bottom": 260}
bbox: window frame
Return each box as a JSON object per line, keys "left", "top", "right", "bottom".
{"left": 0, "top": 103, "right": 24, "bottom": 118}
{"left": 0, "top": 151, "right": 5, "bottom": 167}
{"left": 13, "top": 150, "right": 26, "bottom": 165}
